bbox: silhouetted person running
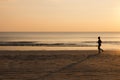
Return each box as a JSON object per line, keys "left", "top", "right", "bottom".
{"left": 98, "top": 36, "right": 103, "bottom": 54}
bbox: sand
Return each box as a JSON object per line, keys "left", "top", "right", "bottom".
{"left": 0, "top": 50, "right": 120, "bottom": 80}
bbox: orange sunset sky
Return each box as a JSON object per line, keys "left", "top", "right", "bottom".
{"left": 0, "top": 0, "right": 120, "bottom": 32}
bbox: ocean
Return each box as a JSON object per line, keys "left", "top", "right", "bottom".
{"left": 0, "top": 32, "right": 120, "bottom": 50}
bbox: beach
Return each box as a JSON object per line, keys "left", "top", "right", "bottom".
{"left": 0, "top": 50, "right": 120, "bottom": 80}
{"left": 1, "top": 0, "right": 120, "bottom": 79}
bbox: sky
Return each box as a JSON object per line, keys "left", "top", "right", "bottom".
{"left": 0, "top": 0, "right": 120, "bottom": 32}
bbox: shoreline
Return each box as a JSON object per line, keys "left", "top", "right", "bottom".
{"left": 0, "top": 49, "right": 120, "bottom": 52}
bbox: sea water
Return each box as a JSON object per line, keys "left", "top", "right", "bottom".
{"left": 0, "top": 32, "right": 120, "bottom": 50}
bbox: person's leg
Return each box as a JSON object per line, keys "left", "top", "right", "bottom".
{"left": 98, "top": 46, "right": 101, "bottom": 53}
{"left": 101, "top": 48, "right": 104, "bottom": 52}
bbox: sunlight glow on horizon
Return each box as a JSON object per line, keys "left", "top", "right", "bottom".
{"left": 0, "top": 0, "right": 120, "bottom": 32}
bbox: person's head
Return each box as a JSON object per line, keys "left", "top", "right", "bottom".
{"left": 98, "top": 36, "right": 100, "bottom": 39}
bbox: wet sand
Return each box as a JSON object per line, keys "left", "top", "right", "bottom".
{"left": 0, "top": 50, "right": 120, "bottom": 80}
